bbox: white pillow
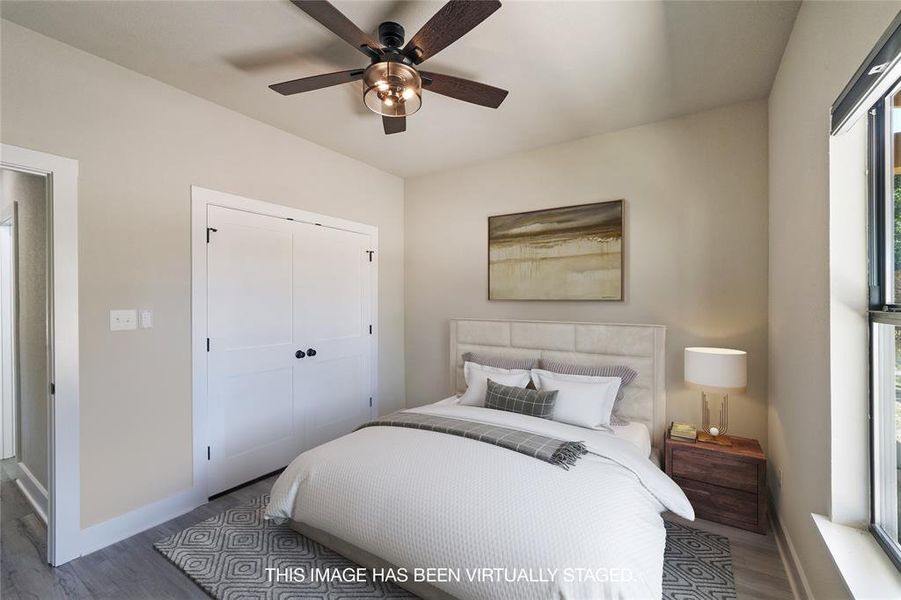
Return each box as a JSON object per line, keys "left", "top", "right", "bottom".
{"left": 530, "top": 369, "right": 622, "bottom": 428}
{"left": 458, "top": 361, "right": 531, "bottom": 406}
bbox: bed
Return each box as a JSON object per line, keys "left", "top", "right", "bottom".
{"left": 266, "top": 319, "right": 693, "bottom": 600}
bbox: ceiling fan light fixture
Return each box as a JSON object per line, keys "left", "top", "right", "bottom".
{"left": 363, "top": 61, "right": 421, "bottom": 117}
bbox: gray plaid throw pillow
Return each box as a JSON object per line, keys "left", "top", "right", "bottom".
{"left": 485, "top": 378, "right": 558, "bottom": 420}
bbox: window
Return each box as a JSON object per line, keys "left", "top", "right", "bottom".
{"left": 869, "top": 80, "right": 901, "bottom": 569}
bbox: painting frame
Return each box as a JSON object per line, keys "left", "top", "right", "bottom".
{"left": 487, "top": 199, "right": 625, "bottom": 301}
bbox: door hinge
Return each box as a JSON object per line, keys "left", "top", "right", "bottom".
{"left": 206, "top": 338, "right": 210, "bottom": 352}
{"left": 207, "top": 446, "right": 211, "bottom": 461}
{"left": 369, "top": 324, "right": 372, "bottom": 334}
{"left": 369, "top": 397, "right": 373, "bottom": 407}
{"left": 50, "top": 382, "right": 55, "bottom": 395}
{"left": 206, "top": 227, "right": 218, "bottom": 243}
{"left": 366, "top": 250, "right": 374, "bottom": 262}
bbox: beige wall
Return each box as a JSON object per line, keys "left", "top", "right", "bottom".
{"left": 768, "top": 2, "right": 900, "bottom": 597}
{"left": 405, "top": 100, "right": 770, "bottom": 445}
{"left": 1, "top": 168, "right": 49, "bottom": 489}
{"left": 0, "top": 20, "right": 405, "bottom": 528}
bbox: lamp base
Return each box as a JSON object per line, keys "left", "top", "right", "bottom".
{"left": 700, "top": 391, "right": 731, "bottom": 446}
{"left": 697, "top": 431, "right": 733, "bottom": 446}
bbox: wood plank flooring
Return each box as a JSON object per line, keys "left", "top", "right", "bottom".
{"left": 1, "top": 460, "right": 794, "bottom": 599}
{"left": 1, "top": 464, "right": 277, "bottom": 600}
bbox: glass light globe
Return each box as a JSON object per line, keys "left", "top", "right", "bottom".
{"left": 362, "top": 61, "right": 422, "bottom": 118}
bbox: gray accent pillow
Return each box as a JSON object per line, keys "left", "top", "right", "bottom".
{"left": 462, "top": 352, "right": 540, "bottom": 371}
{"left": 539, "top": 360, "right": 638, "bottom": 425}
{"left": 484, "top": 378, "right": 558, "bottom": 420}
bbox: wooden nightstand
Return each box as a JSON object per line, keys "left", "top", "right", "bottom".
{"left": 664, "top": 430, "right": 768, "bottom": 534}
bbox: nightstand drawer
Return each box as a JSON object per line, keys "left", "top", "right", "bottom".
{"left": 671, "top": 447, "right": 758, "bottom": 493}
{"left": 674, "top": 476, "right": 759, "bottom": 527}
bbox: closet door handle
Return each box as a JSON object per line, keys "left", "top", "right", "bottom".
{"left": 307, "top": 348, "right": 317, "bottom": 357}
{"left": 295, "top": 350, "right": 306, "bottom": 359}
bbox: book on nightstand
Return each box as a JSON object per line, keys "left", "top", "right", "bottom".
{"left": 670, "top": 421, "right": 697, "bottom": 442}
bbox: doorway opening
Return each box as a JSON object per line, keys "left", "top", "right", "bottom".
{"left": 1, "top": 168, "right": 51, "bottom": 534}
{"left": 0, "top": 144, "right": 80, "bottom": 566}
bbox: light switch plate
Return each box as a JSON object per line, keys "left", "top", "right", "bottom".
{"left": 110, "top": 309, "right": 137, "bottom": 331}
{"left": 140, "top": 309, "right": 153, "bottom": 329}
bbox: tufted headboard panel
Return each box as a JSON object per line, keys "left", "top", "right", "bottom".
{"left": 449, "top": 319, "right": 667, "bottom": 452}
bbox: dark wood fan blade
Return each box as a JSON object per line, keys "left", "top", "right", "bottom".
{"left": 269, "top": 69, "right": 364, "bottom": 95}
{"left": 421, "top": 71, "right": 508, "bottom": 108}
{"left": 403, "top": 0, "right": 501, "bottom": 64}
{"left": 290, "top": 0, "right": 380, "bottom": 57}
{"left": 383, "top": 115, "right": 406, "bottom": 135}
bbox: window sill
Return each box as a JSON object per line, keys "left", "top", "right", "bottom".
{"left": 812, "top": 513, "right": 901, "bottom": 598}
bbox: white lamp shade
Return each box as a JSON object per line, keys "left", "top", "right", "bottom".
{"left": 684, "top": 347, "right": 747, "bottom": 392}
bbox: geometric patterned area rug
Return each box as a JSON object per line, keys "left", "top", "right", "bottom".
{"left": 155, "top": 495, "right": 416, "bottom": 600}
{"left": 662, "top": 521, "right": 736, "bottom": 600}
{"left": 155, "top": 495, "right": 736, "bottom": 600}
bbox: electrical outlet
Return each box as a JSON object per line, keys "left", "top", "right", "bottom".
{"left": 110, "top": 309, "right": 137, "bottom": 331}
{"left": 777, "top": 467, "right": 784, "bottom": 487}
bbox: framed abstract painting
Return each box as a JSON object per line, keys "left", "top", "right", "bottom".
{"left": 488, "top": 200, "right": 624, "bottom": 301}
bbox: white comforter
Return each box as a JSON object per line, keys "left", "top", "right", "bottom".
{"left": 266, "top": 403, "right": 694, "bottom": 600}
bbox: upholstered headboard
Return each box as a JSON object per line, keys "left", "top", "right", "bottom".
{"left": 449, "top": 319, "right": 667, "bottom": 452}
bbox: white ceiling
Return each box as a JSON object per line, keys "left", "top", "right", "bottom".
{"left": 1, "top": 1, "right": 800, "bottom": 177}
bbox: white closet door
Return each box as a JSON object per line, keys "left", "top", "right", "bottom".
{"left": 206, "top": 205, "right": 374, "bottom": 496}
{"left": 207, "top": 206, "right": 300, "bottom": 495}
{"left": 293, "top": 223, "right": 372, "bottom": 450}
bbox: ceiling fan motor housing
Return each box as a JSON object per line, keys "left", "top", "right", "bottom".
{"left": 378, "top": 21, "right": 405, "bottom": 49}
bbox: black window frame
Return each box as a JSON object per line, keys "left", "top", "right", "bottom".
{"left": 868, "top": 103, "right": 886, "bottom": 311}
{"left": 867, "top": 92, "right": 901, "bottom": 571}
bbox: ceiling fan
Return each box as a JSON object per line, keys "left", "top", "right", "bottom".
{"left": 269, "top": 0, "right": 509, "bottom": 135}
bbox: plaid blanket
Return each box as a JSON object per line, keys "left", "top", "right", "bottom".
{"left": 358, "top": 412, "right": 588, "bottom": 469}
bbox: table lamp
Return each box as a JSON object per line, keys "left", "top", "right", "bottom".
{"left": 684, "top": 347, "right": 747, "bottom": 446}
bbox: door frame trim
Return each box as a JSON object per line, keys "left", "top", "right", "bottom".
{"left": 1, "top": 143, "right": 80, "bottom": 566}
{"left": 1, "top": 212, "right": 16, "bottom": 460}
{"left": 190, "top": 186, "right": 379, "bottom": 498}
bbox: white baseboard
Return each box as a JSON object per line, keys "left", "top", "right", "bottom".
{"left": 771, "top": 501, "right": 814, "bottom": 600}
{"left": 16, "top": 461, "right": 48, "bottom": 523}
{"left": 80, "top": 487, "right": 205, "bottom": 557}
